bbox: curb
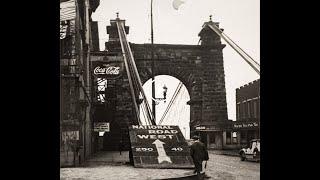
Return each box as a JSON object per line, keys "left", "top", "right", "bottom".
{"left": 209, "top": 150, "right": 239, "bottom": 157}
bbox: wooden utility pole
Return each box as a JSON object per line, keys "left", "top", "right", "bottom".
{"left": 84, "top": 0, "right": 91, "bottom": 160}
{"left": 151, "top": 0, "right": 156, "bottom": 122}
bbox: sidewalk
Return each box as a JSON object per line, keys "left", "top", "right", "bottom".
{"left": 85, "top": 151, "right": 130, "bottom": 166}
{"left": 209, "top": 150, "right": 239, "bottom": 157}
{"left": 60, "top": 164, "right": 194, "bottom": 180}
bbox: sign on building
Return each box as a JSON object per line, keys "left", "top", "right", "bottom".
{"left": 195, "top": 125, "right": 220, "bottom": 131}
{"left": 94, "top": 122, "right": 110, "bottom": 132}
{"left": 233, "top": 122, "right": 259, "bottom": 129}
{"left": 128, "top": 125, "right": 194, "bottom": 168}
{"left": 92, "top": 61, "right": 123, "bottom": 79}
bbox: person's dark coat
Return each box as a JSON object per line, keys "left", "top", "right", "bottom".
{"left": 190, "top": 140, "right": 209, "bottom": 174}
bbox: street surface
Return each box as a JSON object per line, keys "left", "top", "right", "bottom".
{"left": 60, "top": 152, "right": 260, "bottom": 180}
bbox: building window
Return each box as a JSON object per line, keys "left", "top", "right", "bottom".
{"left": 226, "top": 131, "right": 231, "bottom": 145}
{"left": 236, "top": 104, "right": 240, "bottom": 120}
{"left": 242, "top": 103, "right": 246, "bottom": 119}
{"left": 253, "top": 100, "right": 257, "bottom": 118}
{"left": 241, "top": 131, "right": 247, "bottom": 144}
{"left": 248, "top": 130, "right": 256, "bottom": 141}
{"left": 257, "top": 100, "right": 260, "bottom": 119}
{"left": 249, "top": 101, "right": 253, "bottom": 118}
{"left": 241, "top": 103, "right": 245, "bottom": 119}
{"left": 232, "top": 132, "right": 237, "bottom": 144}
{"left": 247, "top": 101, "right": 251, "bottom": 118}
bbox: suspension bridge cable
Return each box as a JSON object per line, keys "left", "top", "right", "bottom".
{"left": 175, "top": 88, "right": 185, "bottom": 125}
{"left": 221, "top": 32, "right": 260, "bottom": 67}
{"left": 141, "top": 98, "right": 152, "bottom": 125}
{"left": 158, "top": 83, "right": 180, "bottom": 125}
{"left": 116, "top": 20, "right": 155, "bottom": 125}
{"left": 206, "top": 23, "right": 260, "bottom": 75}
{"left": 118, "top": 22, "right": 155, "bottom": 124}
{"left": 140, "top": 101, "right": 149, "bottom": 125}
{"left": 158, "top": 82, "right": 183, "bottom": 125}
{"left": 159, "top": 82, "right": 183, "bottom": 125}
{"left": 116, "top": 20, "right": 142, "bottom": 125}
{"left": 117, "top": 21, "right": 143, "bottom": 124}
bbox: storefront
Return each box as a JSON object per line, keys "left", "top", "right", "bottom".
{"left": 193, "top": 120, "right": 259, "bottom": 150}
{"left": 193, "top": 123, "right": 230, "bottom": 150}
{"left": 233, "top": 121, "right": 260, "bottom": 148}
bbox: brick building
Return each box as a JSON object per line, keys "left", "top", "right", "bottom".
{"left": 60, "top": 0, "right": 100, "bottom": 167}
{"left": 214, "top": 79, "right": 260, "bottom": 150}
{"left": 234, "top": 79, "right": 260, "bottom": 147}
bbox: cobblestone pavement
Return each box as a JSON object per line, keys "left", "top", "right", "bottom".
{"left": 205, "top": 154, "right": 260, "bottom": 180}
{"left": 60, "top": 152, "right": 260, "bottom": 180}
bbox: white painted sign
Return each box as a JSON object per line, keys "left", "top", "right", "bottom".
{"left": 152, "top": 139, "right": 172, "bottom": 164}
{"left": 94, "top": 122, "right": 110, "bottom": 132}
{"left": 94, "top": 65, "right": 120, "bottom": 75}
{"left": 129, "top": 125, "right": 194, "bottom": 168}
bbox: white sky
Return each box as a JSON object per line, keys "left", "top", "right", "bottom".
{"left": 92, "top": 0, "right": 260, "bottom": 128}
{"left": 141, "top": 75, "right": 190, "bottom": 139}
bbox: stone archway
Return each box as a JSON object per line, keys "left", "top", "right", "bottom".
{"left": 131, "top": 43, "right": 228, "bottom": 149}
{"left": 91, "top": 17, "right": 229, "bottom": 150}
{"left": 140, "top": 75, "right": 191, "bottom": 139}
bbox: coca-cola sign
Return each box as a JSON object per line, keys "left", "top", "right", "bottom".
{"left": 92, "top": 62, "right": 123, "bottom": 78}
{"left": 94, "top": 66, "right": 120, "bottom": 75}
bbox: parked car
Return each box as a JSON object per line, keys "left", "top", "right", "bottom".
{"left": 239, "top": 139, "right": 260, "bottom": 162}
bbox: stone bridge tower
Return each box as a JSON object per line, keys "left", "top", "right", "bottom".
{"left": 91, "top": 16, "right": 229, "bottom": 150}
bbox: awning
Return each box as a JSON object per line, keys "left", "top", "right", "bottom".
{"left": 60, "top": 0, "right": 76, "bottom": 21}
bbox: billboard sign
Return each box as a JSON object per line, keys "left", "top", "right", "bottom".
{"left": 128, "top": 125, "right": 194, "bottom": 168}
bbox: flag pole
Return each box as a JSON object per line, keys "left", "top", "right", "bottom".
{"left": 151, "top": 0, "right": 156, "bottom": 123}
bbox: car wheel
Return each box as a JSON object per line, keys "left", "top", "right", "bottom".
{"left": 240, "top": 152, "right": 246, "bottom": 161}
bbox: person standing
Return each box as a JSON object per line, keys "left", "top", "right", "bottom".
{"left": 190, "top": 135, "right": 209, "bottom": 179}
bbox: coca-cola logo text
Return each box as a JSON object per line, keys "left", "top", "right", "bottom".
{"left": 94, "top": 65, "right": 120, "bottom": 75}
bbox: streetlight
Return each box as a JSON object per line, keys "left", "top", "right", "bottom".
{"left": 151, "top": 83, "right": 168, "bottom": 105}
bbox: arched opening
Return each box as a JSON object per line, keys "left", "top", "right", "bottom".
{"left": 140, "top": 75, "right": 191, "bottom": 139}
